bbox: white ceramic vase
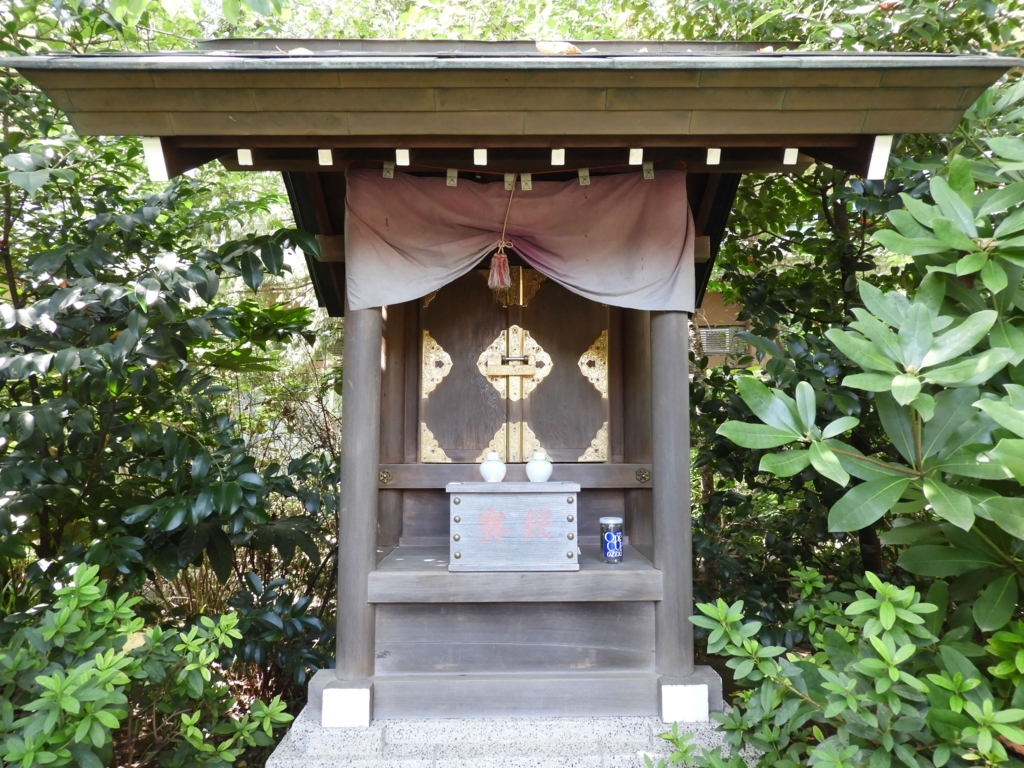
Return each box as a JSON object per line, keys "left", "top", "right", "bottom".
{"left": 480, "top": 451, "right": 507, "bottom": 483}
{"left": 525, "top": 451, "right": 553, "bottom": 482}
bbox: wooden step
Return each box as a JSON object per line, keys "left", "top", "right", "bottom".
{"left": 367, "top": 545, "right": 662, "bottom": 603}
{"left": 372, "top": 671, "right": 660, "bottom": 718}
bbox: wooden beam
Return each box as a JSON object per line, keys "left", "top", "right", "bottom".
{"left": 174, "top": 133, "right": 865, "bottom": 149}
{"left": 377, "top": 462, "right": 653, "bottom": 489}
{"left": 693, "top": 174, "right": 720, "bottom": 237}
{"left": 368, "top": 545, "right": 662, "bottom": 603}
{"left": 694, "top": 236, "right": 711, "bottom": 264}
{"left": 650, "top": 311, "right": 694, "bottom": 678}
{"left": 158, "top": 139, "right": 225, "bottom": 178}
{"left": 336, "top": 307, "right": 383, "bottom": 681}
{"left": 314, "top": 235, "right": 345, "bottom": 262}
{"left": 306, "top": 172, "right": 335, "bottom": 235}
{"left": 218, "top": 146, "right": 813, "bottom": 174}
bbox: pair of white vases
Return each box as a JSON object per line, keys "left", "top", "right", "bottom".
{"left": 480, "top": 451, "right": 552, "bottom": 483}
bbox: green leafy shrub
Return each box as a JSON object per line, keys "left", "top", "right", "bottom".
{"left": 690, "top": 114, "right": 1024, "bottom": 768}
{"left": 717, "top": 146, "right": 1024, "bottom": 632}
{"left": 0, "top": 563, "right": 292, "bottom": 768}
{"left": 651, "top": 568, "right": 1024, "bottom": 768}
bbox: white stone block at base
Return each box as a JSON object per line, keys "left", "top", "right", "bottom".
{"left": 660, "top": 683, "right": 709, "bottom": 724}
{"left": 323, "top": 685, "right": 373, "bottom": 728}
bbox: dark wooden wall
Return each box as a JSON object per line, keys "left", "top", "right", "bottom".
{"left": 372, "top": 298, "right": 653, "bottom": 551}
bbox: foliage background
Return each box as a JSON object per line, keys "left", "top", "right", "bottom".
{"left": 1, "top": 0, "right": 1023, "bottom": 765}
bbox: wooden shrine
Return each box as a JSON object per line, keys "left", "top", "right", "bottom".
{"left": 6, "top": 40, "right": 1017, "bottom": 726}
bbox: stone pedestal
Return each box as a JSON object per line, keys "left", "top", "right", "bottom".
{"left": 268, "top": 697, "right": 732, "bottom": 768}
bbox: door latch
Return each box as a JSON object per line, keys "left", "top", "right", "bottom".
{"left": 486, "top": 354, "right": 537, "bottom": 376}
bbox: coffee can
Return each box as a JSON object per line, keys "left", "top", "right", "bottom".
{"left": 599, "top": 516, "right": 624, "bottom": 563}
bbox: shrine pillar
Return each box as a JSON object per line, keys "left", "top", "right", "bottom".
{"left": 651, "top": 310, "right": 705, "bottom": 720}
{"left": 327, "top": 306, "right": 382, "bottom": 725}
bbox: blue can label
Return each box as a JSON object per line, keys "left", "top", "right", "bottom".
{"left": 602, "top": 529, "right": 623, "bottom": 561}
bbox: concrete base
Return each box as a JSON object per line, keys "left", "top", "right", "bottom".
{"left": 659, "top": 668, "right": 724, "bottom": 724}
{"left": 309, "top": 668, "right": 722, "bottom": 727}
{"left": 267, "top": 705, "right": 736, "bottom": 768}
{"left": 309, "top": 672, "right": 374, "bottom": 727}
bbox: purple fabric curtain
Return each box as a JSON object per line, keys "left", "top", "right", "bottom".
{"left": 343, "top": 168, "right": 696, "bottom": 312}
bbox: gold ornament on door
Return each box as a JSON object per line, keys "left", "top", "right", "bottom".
{"left": 476, "top": 325, "right": 552, "bottom": 402}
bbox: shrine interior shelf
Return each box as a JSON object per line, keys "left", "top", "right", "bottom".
{"left": 367, "top": 545, "right": 662, "bottom": 603}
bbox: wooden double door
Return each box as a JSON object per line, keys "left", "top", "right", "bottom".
{"left": 420, "top": 267, "right": 609, "bottom": 464}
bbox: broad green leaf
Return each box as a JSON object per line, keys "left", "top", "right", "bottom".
{"left": 947, "top": 155, "right": 975, "bottom": 206}
{"left": 851, "top": 309, "right": 902, "bottom": 362}
{"left": 860, "top": 281, "right": 910, "bottom": 329}
{"left": 976, "top": 182, "right": 1024, "bottom": 217}
{"left": 287, "top": 229, "right": 322, "bottom": 258}
{"left": 822, "top": 416, "right": 859, "bottom": 439}
{"left": 206, "top": 528, "right": 234, "bottom": 584}
{"left": 988, "top": 136, "right": 1024, "bottom": 161}
{"left": 828, "top": 476, "right": 911, "bottom": 532}
{"left": 260, "top": 241, "right": 285, "bottom": 274}
{"left": 891, "top": 374, "right": 921, "bottom": 406}
{"left": 933, "top": 217, "right": 980, "bottom": 253}
{"left": 929, "top": 449, "right": 1013, "bottom": 480}
{"left": 924, "top": 348, "right": 1011, "bottom": 387}
{"left": 900, "top": 193, "right": 940, "bottom": 229}
{"left": 112, "top": 328, "right": 138, "bottom": 360}
{"left": 916, "top": 272, "right": 946, "bottom": 317}
{"left": 991, "top": 322, "right": 1024, "bottom": 366}
{"left": 981, "top": 258, "right": 1009, "bottom": 294}
{"left": 955, "top": 250, "right": 988, "bottom": 276}
{"left": 887, "top": 209, "right": 934, "bottom": 239}
{"left": 923, "top": 477, "right": 974, "bottom": 531}
{"left": 161, "top": 502, "right": 187, "bottom": 531}
{"left": 53, "top": 348, "right": 79, "bottom": 375}
{"left": 925, "top": 580, "right": 949, "bottom": 637}
{"left": 241, "top": 0, "right": 273, "bottom": 12}
{"left": 877, "top": 392, "right": 916, "bottom": 465}
{"left": 973, "top": 574, "right": 1017, "bottom": 632}
{"left": 872, "top": 230, "right": 949, "bottom": 257}
{"left": 995, "top": 206, "right": 1024, "bottom": 238}
{"left": 922, "top": 387, "right": 981, "bottom": 458}
{"left": 898, "top": 545, "right": 1003, "bottom": 576}
{"left": 825, "top": 328, "right": 899, "bottom": 373}
{"left": 7, "top": 169, "right": 50, "bottom": 195}
{"left": 750, "top": 8, "right": 784, "bottom": 28}
{"left": 191, "top": 450, "right": 212, "bottom": 480}
{"left": 222, "top": 0, "right": 240, "bottom": 23}
{"left": 975, "top": 399, "right": 1024, "bottom": 438}
{"left": 1, "top": 152, "right": 36, "bottom": 171}
{"left": 826, "top": 439, "right": 909, "bottom": 482}
{"left": 735, "top": 377, "right": 801, "bottom": 434}
{"left": 237, "top": 472, "right": 264, "bottom": 489}
{"left": 981, "top": 496, "right": 1024, "bottom": 538}
{"left": 921, "top": 311, "right": 997, "bottom": 367}
{"left": 213, "top": 482, "right": 244, "bottom": 514}
{"left": 795, "top": 381, "right": 816, "bottom": 432}
{"left": 239, "top": 251, "right": 263, "bottom": 291}
{"left": 759, "top": 450, "right": 811, "bottom": 477}
{"left": 930, "top": 176, "right": 978, "bottom": 237}
{"left": 716, "top": 421, "right": 801, "bottom": 449}
{"left": 842, "top": 372, "right": 894, "bottom": 392}
{"left": 810, "top": 442, "right": 849, "bottom": 487}
{"left": 898, "top": 303, "right": 933, "bottom": 370}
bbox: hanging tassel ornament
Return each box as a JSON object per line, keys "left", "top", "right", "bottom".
{"left": 488, "top": 243, "right": 512, "bottom": 291}
{"left": 488, "top": 183, "right": 516, "bottom": 294}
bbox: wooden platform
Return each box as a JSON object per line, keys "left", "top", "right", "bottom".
{"left": 372, "top": 672, "right": 660, "bottom": 719}
{"left": 367, "top": 544, "right": 662, "bottom": 602}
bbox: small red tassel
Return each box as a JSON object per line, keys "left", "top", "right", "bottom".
{"left": 488, "top": 248, "right": 512, "bottom": 291}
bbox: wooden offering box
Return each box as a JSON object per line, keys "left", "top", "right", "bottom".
{"left": 447, "top": 482, "right": 580, "bottom": 572}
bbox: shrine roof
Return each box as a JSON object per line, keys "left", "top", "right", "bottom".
{"left": 3, "top": 42, "right": 1019, "bottom": 141}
